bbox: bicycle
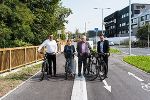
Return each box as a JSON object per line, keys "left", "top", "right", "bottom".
{"left": 84, "top": 52, "right": 108, "bottom": 81}
{"left": 65, "top": 58, "right": 72, "bottom": 80}
{"left": 40, "top": 52, "right": 49, "bottom": 81}
{"left": 64, "top": 53, "right": 75, "bottom": 80}
{"left": 94, "top": 53, "right": 108, "bottom": 81}
{"left": 84, "top": 52, "right": 97, "bottom": 81}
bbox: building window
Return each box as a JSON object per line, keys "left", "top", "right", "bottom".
{"left": 122, "top": 23, "right": 126, "bottom": 26}
{"left": 145, "top": 14, "right": 150, "bottom": 20}
{"left": 132, "top": 18, "right": 137, "bottom": 24}
{"left": 134, "top": 10, "right": 140, "bottom": 14}
{"left": 126, "top": 13, "right": 129, "bottom": 16}
{"left": 120, "top": 24, "right": 122, "bottom": 27}
{"left": 141, "top": 16, "right": 145, "bottom": 21}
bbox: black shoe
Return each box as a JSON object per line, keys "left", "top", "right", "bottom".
{"left": 53, "top": 74, "right": 56, "bottom": 77}
{"left": 78, "top": 73, "right": 81, "bottom": 77}
{"left": 105, "top": 75, "right": 108, "bottom": 78}
{"left": 47, "top": 74, "right": 52, "bottom": 78}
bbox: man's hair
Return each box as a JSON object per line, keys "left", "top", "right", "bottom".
{"left": 99, "top": 33, "right": 104, "bottom": 36}
{"left": 81, "top": 35, "right": 86, "bottom": 39}
{"left": 48, "top": 34, "right": 53, "bottom": 37}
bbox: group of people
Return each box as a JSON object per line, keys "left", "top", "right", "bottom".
{"left": 38, "top": 33, "right": 110, "bottom": 78}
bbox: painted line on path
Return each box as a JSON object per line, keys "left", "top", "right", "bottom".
{"left": 0, "top": 61, "right": 42, "bottom": 100}
{"left": 71, "top": 56, "right": 88, "bottom": 100}
{"left": 128, "top": 72, "right": 144, "bottom": 82}
{"left": 102, "top": 80, "right": 111, "bottom": 92}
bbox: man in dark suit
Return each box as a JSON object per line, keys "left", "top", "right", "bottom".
{"left": 77, "top": 35, "right": 91, "bottom": 77}
{"left": 97, "top": 33, "right": 110, "bottom": 77}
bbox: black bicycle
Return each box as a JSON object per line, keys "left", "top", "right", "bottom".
{"left": 93, "top": 53, "right": 108, "bottom": 81}
{"left": 84, "top": 52, "right": 108, "bottom": 81}
{"left": 84, "top": 52, "right": 97, "bottom": 81}
{"left": 65, "top": 58, "right": 72, "bottom": 80}
{"left": 40, "top": 53, "right": 49, "bottom": 81}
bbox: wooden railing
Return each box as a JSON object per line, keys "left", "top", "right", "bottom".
{"left": 0, "top": 41, "right": 67, "bottom": 73}
{"left": 0, "top": 46, "right": 43, "bottom": 73}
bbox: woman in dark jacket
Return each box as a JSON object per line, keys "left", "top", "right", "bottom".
{"left": 64, "top": 39, "right": 75, "bottom": 75}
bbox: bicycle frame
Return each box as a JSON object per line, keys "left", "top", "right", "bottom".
{"left": 95, "top": 53, "right": 107, "bottom": 81}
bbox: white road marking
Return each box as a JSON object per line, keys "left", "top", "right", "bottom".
{"left": 71, "top": 56, "right": 88, "bottom": 100}
{"left": 102, "top": 80, "right": 111, "bottom": 92}
{"left": 128, "top": 72, "right": 144, "bottom": 82}
{"left": 0, "top": 62, "right": 42, "bottom": 100}
{"left": 141, "top": 83, "right": 150, "bottom": 92}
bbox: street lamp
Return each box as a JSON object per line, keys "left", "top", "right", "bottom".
{"left": 148, "top": 23, "right": 150, "bottom": 49}
{"left": 129, "top": 0, "right": 132, "bottom": 55}
{"left": 94, "top": 8, "right": 111, "bottom": 34}
{"left": 85, "top": 21, "right": 90, "bottom": 37}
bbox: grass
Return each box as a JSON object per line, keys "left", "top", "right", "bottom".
{"left": 110, "top": 48, "right": 121, "bottom": 54}
{"left": 123, "top": 56, "right": 150, "bottom": 73}
{"left": 0, "top": 64, "right": 41, "bottom": 97}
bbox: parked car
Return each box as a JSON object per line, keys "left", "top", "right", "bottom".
{"left": 109, "top": 41, "right": 114, "bottom": 46}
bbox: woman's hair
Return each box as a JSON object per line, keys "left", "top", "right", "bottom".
{"left": 67, "top": 39, "right": 72, "bottom": 42}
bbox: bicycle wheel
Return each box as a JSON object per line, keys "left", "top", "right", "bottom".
{"left": 65, "top": 61, "right": 68, "bottom": 80}
{"left": 40, "top": 62, "right": 47, "bottom": 81}
{"left": 99, "top": 61, "right": 107, "bottom": 81}
{"left": 84, "top": 61, "right": 98, "bottom": 81}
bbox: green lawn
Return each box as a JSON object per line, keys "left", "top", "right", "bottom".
{"left": 110, "top": 48, "right": 121, "bottom": 54}
{"left": 0, "top": 64, "right": 41, "bottom": 97}
{"left": 123, "top": 56, "right": 150, "bottom": 73}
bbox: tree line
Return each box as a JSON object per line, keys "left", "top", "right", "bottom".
{"left": 0, "top": 0, "right": 72, "bottom": 48}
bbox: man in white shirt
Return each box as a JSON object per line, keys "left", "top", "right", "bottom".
{"left": 38, "top": 34, "right": 57, "bottom": 77}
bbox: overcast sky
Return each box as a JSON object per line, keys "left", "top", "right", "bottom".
{"left": 62, "top": 0, "right": 150, "bottom": 33}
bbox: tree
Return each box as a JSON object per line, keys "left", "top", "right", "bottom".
{"left": 0, "top": 0, "right": 72, "bottom": 48}
{"left": 137, "top": 24, "right": 150, "bottom": 40}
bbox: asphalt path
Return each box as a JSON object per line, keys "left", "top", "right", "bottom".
{"left": 114, "top": 46, "right": 150, "bottom": 55}
{"left": 87, "top": 54, "right": 150, "bottom": 100}
{"left": 1, "top": 53, "right": 150, "bottom": 100}
{"left": 1, "top": 54, "right": 74, "bottom": 100}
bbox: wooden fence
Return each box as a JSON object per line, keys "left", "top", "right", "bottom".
{"left": 0, "top": 46, "right": 43, "bottom": 73}
{"left": 0, "top": 41, "right": 66, "bottom": 73}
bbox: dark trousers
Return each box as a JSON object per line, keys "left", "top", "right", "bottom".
{"left": 103, "top": 56, "right": 108, "bottom": 76}
{"left": 47, "top": 54, "right": 56, "bottom": 75}
{"left": 78, "top": 56, "right": 87, "bottom": 74}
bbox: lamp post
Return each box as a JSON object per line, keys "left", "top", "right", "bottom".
{"left": 148, "top": 23, "right": 150, "bottom": 49}
{"left": 129, "top": 0, "right": 132, "bottom": 55}
{"left": 94, "top": 8, "right": 111, "bottom": 34}
{"left": 85, "top": 22, "right": 86, "bottom": 36}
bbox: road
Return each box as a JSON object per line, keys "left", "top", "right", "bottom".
{"left": 114, "top": 46, "right": 150, "bottom": 55}
{"left": 1, "top": 54, "right": 150, "bottom": 100}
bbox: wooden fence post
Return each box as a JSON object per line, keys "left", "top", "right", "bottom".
{"left": 35, "top": 47, "right": 37, "bottom": 62}
{"left": 25, "top": 47, "right": 27, "bottom": 65}
{"left": 9, "top": 50, "right": 12, "bottom": 72}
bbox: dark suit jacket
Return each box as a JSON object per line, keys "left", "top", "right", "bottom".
{"left": 97, "top": 40, "right": 110, "bottom": 53}
{"left": 77, "top": 41, "right": 91, "bottom": 56}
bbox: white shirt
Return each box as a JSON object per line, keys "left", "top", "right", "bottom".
{"left": 38, "top": 39, "right": 57, "bottom": 53}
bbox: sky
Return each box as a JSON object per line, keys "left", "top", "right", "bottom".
{"left": 62, "top": 0, "right": 150, "bottom": 33}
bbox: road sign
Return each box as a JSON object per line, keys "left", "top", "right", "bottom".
{"left": 94, "top": 28, "right": 98, "bottom": 32}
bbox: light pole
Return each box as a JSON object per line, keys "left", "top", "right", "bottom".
{"left": 94, "top": 8, "right": 111, "bottom": 34}
{"left": 129, "top": 0, "right": 132, "bottom": 55}
{"left": 148, "top": 23, "right": 150, "bottom": 49}
{"left": 85, "top": 22, "right": 86, "bottom": 36}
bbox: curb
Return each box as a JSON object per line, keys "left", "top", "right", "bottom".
{"left": 0, "top": 53, "right": 62, "bottom": 100}
{"left": 0, "top": 64, "right": 42, "bottom": 100}
{"left": 121, "top": 57, "right": 150, "bottom": 75}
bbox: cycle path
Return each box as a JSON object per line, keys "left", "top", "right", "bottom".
{"left": 1, "top": 54, "right": 74, "bottom": 100}
{"left": 86, "top": 53, "right": 150, "bottom": 100}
